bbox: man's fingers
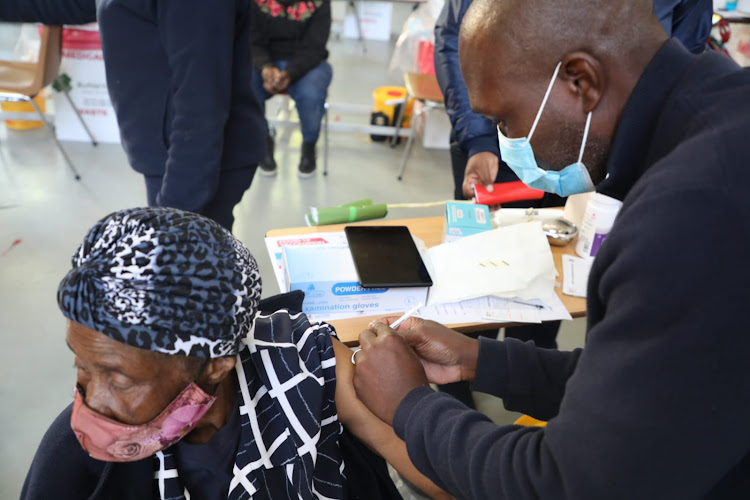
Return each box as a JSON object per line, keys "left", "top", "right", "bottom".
{"left": 399, "top": 327, "right": 420, "bottom": 346}
{"left": 358, "top": 327, "right": 376, "bottom": 348}
{"left": 368, "top": 320, "right": 395, "bottom": 336}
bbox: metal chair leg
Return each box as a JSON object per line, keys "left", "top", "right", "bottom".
{"left": 397, "top": 106, "right": 424, "bottom": 181}
{"left": 323, "top": 101, "right": 329, "bottom": 176}
{"left": 62, "top": 90, "right": 97, "bottom": 146}
{"left": 348, "top": 0, "right": 367, "bottom": 53}
{"left": 390, "top": 96, "right": 408, "bottom": 148}
{"left": 28, "top": 95, "right": 81, "bottom": 180}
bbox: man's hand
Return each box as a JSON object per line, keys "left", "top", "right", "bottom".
{"left": 387, "top": 316, "right": 480, "bottom": 385}
{"left": 353, "top": 322, "right": 430, "bottom": 425}
{"left": 262, "top": 66, "right": 281, "bottom": 94}
{"left": 462, "top": 151, "right": 499, "bottom": 199}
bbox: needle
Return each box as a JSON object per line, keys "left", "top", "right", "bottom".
{"left": 390, "top": 302, "right": 424, "bottom": 329}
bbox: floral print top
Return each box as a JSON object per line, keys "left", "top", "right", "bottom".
{"left": 254, "top": 0, "right": 324, "bottom": 21}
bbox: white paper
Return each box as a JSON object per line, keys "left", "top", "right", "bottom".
{"left": 418, "top": 296, "right": 502, "bottom": 325}
{"left": 422, "top": 222, "right": 556, "bottom": 305}
{"left": 512, "top": 293, "right": 573, "bottom": 322}
{"left": 562, "top": 255, "right": 592, "bottom": 298}
{"left": 481, "top": 297, "right": 542, "bottom": 323}
{"left": 398, "top": 294, "right": 571, "bottom": 325}
{"left": 266, "top": 228, "right": 569, "bottom": 326}
{"left": 310, "top": 294, "right": 572, "bottom": 325}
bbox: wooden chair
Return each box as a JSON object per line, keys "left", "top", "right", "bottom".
{"left": 0, "top": 25, "right": 97, "bottom": 180}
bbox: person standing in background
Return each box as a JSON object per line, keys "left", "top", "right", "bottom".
{"left": 0, "top": 0, "right": 267, "bottom": 232}
{"left": 250, "top": 0, "right": 333, "bottom": 178}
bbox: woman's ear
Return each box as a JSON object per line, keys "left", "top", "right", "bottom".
{"left": 201, "top": 356, "right": 237, "bottom": 386}
{"left": 560, "top": 51, "right": 605, "bottom": 114}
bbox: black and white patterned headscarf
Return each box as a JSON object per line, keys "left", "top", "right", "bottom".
{"left": 57, "top": 207, "right": 262, "bottom": 358}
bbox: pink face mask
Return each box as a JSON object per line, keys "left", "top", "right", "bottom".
{"left": 71, "top": 383, "right": 216, "bottom": 462}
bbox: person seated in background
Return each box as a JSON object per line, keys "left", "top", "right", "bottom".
{"left": 21, "top": 207, "right": 448, "bottom": 500}
{"left": 250, "top": 0, "right": 333, "bottom": 178}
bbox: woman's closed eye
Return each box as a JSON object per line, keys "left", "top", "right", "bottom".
{"left": 109, "top": 373, "right": 137, "bottom": 392}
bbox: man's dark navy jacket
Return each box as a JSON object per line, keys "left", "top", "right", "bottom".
{"left": 396, "top": 40, "right": 750, "bottom": 499}
{"left": 0, "top": 0, "right": 266, "bottom": 214}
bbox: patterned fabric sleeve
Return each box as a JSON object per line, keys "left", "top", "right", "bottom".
{"left": 241, "top": 309, "right": 344, "bottom": 499}
{"left": 153, "top": 308, "right": 346, "bottom": 499}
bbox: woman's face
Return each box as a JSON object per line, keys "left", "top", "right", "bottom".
{"left": 67, "top": 321, "right": 199, "bottom": 426}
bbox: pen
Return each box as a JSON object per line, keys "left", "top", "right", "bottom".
{"left": 390, "top": 302, "right": 424, "bottom": 329}
{"left": 510, "top": 299, "right": 545, "bottom": 309}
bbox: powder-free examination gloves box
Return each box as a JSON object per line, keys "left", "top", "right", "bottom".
{"left": 443, "top": 202, "right": 492, "bottom": 243}
{"left": 283, "top": 244, "right": 428, "bottom": 320}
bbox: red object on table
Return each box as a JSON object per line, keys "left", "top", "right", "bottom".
{"left": 473, "top": 181, "right": 545, "bottom": 205}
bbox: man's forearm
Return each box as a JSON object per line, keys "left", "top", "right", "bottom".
{"left": 473, "top": 337, "right": 581, "bottom": 420}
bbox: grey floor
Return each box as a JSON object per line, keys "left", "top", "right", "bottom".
{"left": 0, "top": 37, "right": 585, "bottom": 498}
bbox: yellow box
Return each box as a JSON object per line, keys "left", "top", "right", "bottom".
{"left": 372, "top": 86, "right": 413, "bottom": 128}
{"left": 1, "top": 93, "right": 45, "bottom": 130}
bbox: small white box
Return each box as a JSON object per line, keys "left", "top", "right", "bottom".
{"left": 414, "top": 101, "right": 451, "bottom": 149}
{"left": 340, "top": 1, "right": 393, "bottom": 41}
{"left": 283, "top": 244, "right": 428, "bottom": 319}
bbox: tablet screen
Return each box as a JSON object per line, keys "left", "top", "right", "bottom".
{"left": 344, "top": 226, "right": 433, "bottom": 288}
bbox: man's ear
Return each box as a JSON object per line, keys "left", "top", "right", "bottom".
{"left": 559, "top": 51, "right": 605, "bottom": 114}
{"left": 201, "top": 356, "right": 237, "bottom": 386}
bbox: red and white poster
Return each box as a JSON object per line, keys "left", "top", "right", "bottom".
{"left": 54, "top": 24, "right": 121, "bottom": 144}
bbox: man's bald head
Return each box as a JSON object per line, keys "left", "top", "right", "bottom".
{"left": 458, "top": 0, "right": 669, "bottom": 186}
{"left": 461, "top": 0, "right": 666, "bottom": 79}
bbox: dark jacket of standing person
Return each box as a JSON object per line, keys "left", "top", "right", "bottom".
{"left": 0, "top": 0, "right": 267, "bottom": 223}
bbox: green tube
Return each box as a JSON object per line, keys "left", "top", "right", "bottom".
{"left": 338, "top": 199, "right": 372, "bottom": 208}
{"left": 307, "top": 203, "right": 388, "bottom": 226}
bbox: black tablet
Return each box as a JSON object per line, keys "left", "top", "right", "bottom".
{"left": 344, "top": 225, "right": 433, "bottom": 288}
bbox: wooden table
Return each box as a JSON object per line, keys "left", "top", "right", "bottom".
{"left": 266, "top": 216, "right": 586, "bottom": 344}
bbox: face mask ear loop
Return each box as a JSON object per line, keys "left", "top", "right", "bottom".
{"left": 577, "top": 111, "right": 593, "bottom": 164}
{"left": 527, "top": 61, "right": 562, "bottom": 141}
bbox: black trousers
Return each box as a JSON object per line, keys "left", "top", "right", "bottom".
{"left": 144, "top": 165, "right": 257, "bottom": 232}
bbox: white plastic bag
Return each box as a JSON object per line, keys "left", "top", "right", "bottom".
{"left": 388, "top": 0, "right": 445, "bottom": 76}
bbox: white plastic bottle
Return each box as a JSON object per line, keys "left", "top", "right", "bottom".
{"left": 575, "top": 193, "right": 623, "bottom": 259}
{"left": 563, "top": 192, "right": 594, "bottom": 228}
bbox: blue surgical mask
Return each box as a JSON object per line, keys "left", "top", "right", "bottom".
{"left": 497, "top": 62, "right": 595, "bottom": 197}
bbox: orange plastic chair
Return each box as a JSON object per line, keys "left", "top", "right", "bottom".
{"left": 0, "top": 25, "right": 97, "bottom": 180}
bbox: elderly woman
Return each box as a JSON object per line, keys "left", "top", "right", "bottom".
{"left": 21, "top": 207, "right": 447, "bottom": 500}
